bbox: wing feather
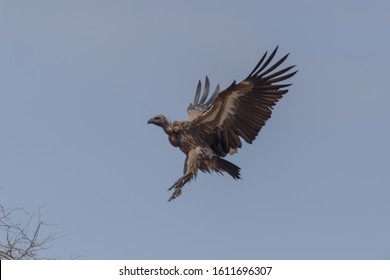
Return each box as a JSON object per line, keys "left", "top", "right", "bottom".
{"left": 199, "top": 76, "right": 210, "bottom": 104}
{"left": 188, "top": 47, "right": 297, "bottom": 157}
{"left": 187, "top": 77, "right": 221, "bottom": 121}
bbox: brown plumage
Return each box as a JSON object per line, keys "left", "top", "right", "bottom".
{"left": 148, "top": 47, "right": 297, "bottom": 201}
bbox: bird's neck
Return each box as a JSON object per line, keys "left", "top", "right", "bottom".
{"left": 161, "top": 121, "right": 171, "bottom": 135}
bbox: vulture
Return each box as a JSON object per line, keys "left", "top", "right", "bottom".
{"left": 148, "top": 47, "right": 297, "bottom": 201}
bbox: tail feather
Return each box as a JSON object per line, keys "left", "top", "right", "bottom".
{"left": 217, "top": 158, "right": 241, "bottom": 180}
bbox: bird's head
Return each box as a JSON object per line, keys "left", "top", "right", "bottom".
{"left": 147, "top": 114, "right": 169, "bottom": 128}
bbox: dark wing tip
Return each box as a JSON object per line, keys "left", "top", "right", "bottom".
{"left": 199, "top": 76, "right": 210, "bottom": 104}
{"left": 191, "top": 75, "right": 221, "bottom": 107}
{"left": 193, "top": 80, "right": 202, "bottom": 104}
{"left": 245, "top": 46, "right": 297, "bottom": 81}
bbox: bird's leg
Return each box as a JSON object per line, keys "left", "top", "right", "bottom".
{"left": 183, "top": 156, "right": 188, "bottom": 175}
{"left": 167, "top": 172, "right": 193, "bottom": 202}
{"left": 167, "top": 149, "right": 200, "bottom": 202}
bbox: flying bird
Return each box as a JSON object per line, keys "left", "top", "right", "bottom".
{"left": 148, "top": 47, "right": 297, "bottom": 201}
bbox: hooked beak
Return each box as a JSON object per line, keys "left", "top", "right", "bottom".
{"left": 147, "top": 118, "right": 155, "bottom": 125}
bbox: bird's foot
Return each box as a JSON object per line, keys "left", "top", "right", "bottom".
{"left": 167, "top": 178, "right": 185, "bottom": 202}
{"left": 167, "top": 182, "right": 178, "bottom": 192}
{"left": 167, "top": 173, "right": 190, "bottom": 191}
{"left": 168, "top": 188, "right": 182, "bottom": 202}
{"left": 167, "top": 173, "right": 192, "bottom": 202}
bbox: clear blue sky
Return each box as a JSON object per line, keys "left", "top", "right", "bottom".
{"left": 1, "top": 0, "right": 389, "bottom": 259}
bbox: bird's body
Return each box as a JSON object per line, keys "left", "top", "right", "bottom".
{"left": 148, "top": 47, "right": 297, "bottom": 201}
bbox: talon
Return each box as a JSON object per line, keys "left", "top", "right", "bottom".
{"left": 167, "top": 183, "right": 178, "bottom": 192}
{"left": 168, "top": 188, "right": 182, "bottom": 202}
{"left": 167, "top": 176, "right": 184, "bottom": 191}
{"left": 166, "top": 172, "right": 193, "bottom": 201}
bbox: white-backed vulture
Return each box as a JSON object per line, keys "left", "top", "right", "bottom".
{"left": 148, "top": 47, "right": 297, "bottom": 201}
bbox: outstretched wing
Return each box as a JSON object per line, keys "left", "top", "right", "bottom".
{"left": 187, "top": 76, "right": 220, "bottom": 121}
{"left": 188, "top": 46, "right": 297, "bottom": 157}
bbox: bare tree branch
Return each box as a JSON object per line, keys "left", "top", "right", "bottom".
{"left": 0, "top": 205, "right": 58, "bottom": 260}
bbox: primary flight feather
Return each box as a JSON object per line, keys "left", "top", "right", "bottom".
{"left": 148, "top": 47, "right": 297, "bottom": 201}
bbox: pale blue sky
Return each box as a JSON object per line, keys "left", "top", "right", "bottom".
{"left": 1, "top": 0, "right": 389, "bottom": 259}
